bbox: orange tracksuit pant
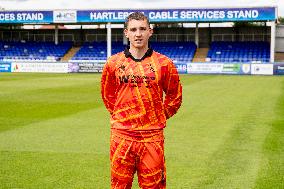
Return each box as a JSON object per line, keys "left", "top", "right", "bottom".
{"left": 110, "top": 134, "right": 166, "bottom": 189}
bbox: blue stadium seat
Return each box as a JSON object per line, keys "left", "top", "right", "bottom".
{"left": 0, "top": 41, "right": 72, "bottom": 62}
{"left": 71, "top": 41, "right": 197, "bottom": 63}
{"left": 207, "top": 41, "right": 270, "bottom": 63}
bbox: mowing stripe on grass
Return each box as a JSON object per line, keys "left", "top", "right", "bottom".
{"left": 1, "top": 74, "right": 283, "bottom": 189}
{"left": 0, "top": 73, "right": 103, "bottom": 132}
{"left": 0, "top": 151, "right": 109, "bottom": 189}
{"left": 253, "top": 79, "right": 284, "bottom": 189}
{"left": 0, "top": 107, "right": 110, "bottom": 154}
{"left": 165, "top": 75, "right": 283, "bottom": 188}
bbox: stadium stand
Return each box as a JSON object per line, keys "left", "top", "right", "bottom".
{"left": 70, "top": 41, "right": 197, "bottom": 63}
{"left": 0, "top": 39, "right": 273, "bottom": 64}
{"left": 70, "top": 41, "right": 125, "bottom": 62}
{"left": 0, "top": 41, "right": 72, "bottom": 62}
{"left": 207, "top": 41, "right": 270, "bottom": 63}
{"left": 151, "top": 41, "right": 197, "bottom": 63}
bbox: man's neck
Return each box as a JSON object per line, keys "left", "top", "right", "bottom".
{"left": 129, "top": 46, "right": 148, "bottom": 60}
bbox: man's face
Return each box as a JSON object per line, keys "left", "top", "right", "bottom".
{"left": 124, "top": 19, "right": 153, "bottom": 49}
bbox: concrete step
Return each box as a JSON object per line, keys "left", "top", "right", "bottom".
{"left": 192, "top": 48, "right": 209, "bottom": 62}
{"left": 275, "top": 52, "right": 284, "bottom": 62}
{"left": 61, "top": 47, "right": 81, "bottom": 62}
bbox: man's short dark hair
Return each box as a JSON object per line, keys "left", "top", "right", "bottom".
{"left": 124, "top": 12, "right": 150, "bottom": 29}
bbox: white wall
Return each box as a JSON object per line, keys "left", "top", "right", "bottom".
{"left": 276, "top": 25, "right": 284, "bottom": 52}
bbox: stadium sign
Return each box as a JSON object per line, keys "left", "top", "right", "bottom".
{"left": 221, "top": 64, "right": 241, "bottom": 74}
{"left": 53, "top": 10, "right": 77, "bottom": 23}
{"left": 0, "top": 63, "right": 11, "bottom": 72}
{"left": 187, "top": 63, "right": 224, "bottom": 74}
{"left": 68, "top": 62, "right": 104, "bottom": 73}
{"left": 0, "top": 11, "right": 53, "bottom": 23}
{"left": 0, "top": 7, "right": 276, "bottom": 24}
{"left": 251, "top": 64, "right": 273, "bottom": 75}
{"left": 77, "top": 7, "right": 276, "bottom": 23}
{"left": 11, "top": 63, "right": 69, "bottom": 73}
{"left": 187, "top": 63, "right": 252, "bottom": 74}
{"left": 175, "top": 63, "right": 188, "bottom": 74}
{"left": 240, "top": 64, "right": 251, "bottom": 75}
{"left": 273, "top": 63, "right": 284, "bottom": 75}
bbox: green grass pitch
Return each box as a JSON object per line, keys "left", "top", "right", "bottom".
{"left": 0, "top": 73, "right": 283, "bottom": 189}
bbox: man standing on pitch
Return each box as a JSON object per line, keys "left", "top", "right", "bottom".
{"left": 101, "top": 12, "right": 182, "bottom": 189}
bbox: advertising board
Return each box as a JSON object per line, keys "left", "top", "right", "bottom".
{"left": 11, "top": 63, "right": 69, "bottom": 73}
{"left": 0, "top": 63, "right": 11, "bottom": 72}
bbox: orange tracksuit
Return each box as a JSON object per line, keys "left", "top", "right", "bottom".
{"left": 101, "top": 48, "right": 182, "bottom": 188}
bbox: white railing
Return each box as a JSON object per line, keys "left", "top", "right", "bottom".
{"left": 85, "top": 33, "right": 195, "bottom": 42}
{"left": 0, "top": 31, "right": 75, "bottom": 42}
{"left": 212, "top": 33, "right": 270, "bottom": 42}
{"left": 0, "top": 31, "right": 270, "bottom": 43}
{"left": 151, "top": 34, "right": 195, "bottom": 42}
{"left": 85, "top": 34, "right": 123, "bottom": 42}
